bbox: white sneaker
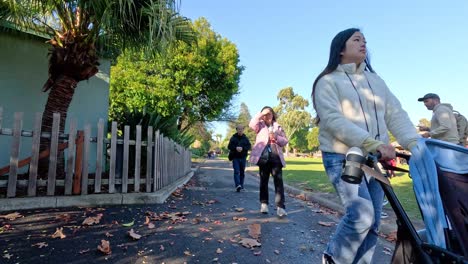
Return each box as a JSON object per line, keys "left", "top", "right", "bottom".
{"left": 260, "top": 203, "right": 268, "bottom": 214}
{"left": 382, "top": 199, "right": 389, "bottom": 206}
{"left": 381, "top": 211, "right": 389, "bottom": 219}
{"left": 277, "top": 207, "right": 287, "bottom": 217}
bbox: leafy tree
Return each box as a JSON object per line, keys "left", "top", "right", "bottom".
{"left": 418, "top": 118, "right": 431, "bottom": 129}
{"left": 307, "top": 126, "right": 320, "bottom": 152}
{"left": 1, "top": 0, "right": 193, "bottom": 176}
{"left": 226, "top": 102, "right": 255, "bottom": 143}
{"left": 289, "top": 127, "right": 310, "bottom": 154}
{"left": 274, "top": 87, "right": 312, "bottom": 155}
{"left": 109, "top": 17, "right": 243, "bottom": 133}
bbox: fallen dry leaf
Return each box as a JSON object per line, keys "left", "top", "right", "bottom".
{"left": 147, "top": 223, "right": 155, "bottom": 229}
{"left": 128, "top": 229, "right": 142, "bottom": 240}
{"left": 296, "top": 194, "right": 307, "bottom": 201}
{"left": 274, "top": 249, "right": 280, "bottom": 255}
{"left": 235, "top": 207, "right": 244, "bottom": 212}
{"left": 216, "top": 248, "right": 223, "bottom": 254}
{"left": 239, "top": 238, "right": 261, "bottom": 248}
{"left": 184, "top": 250, "right": 192, "bottom": 256}
{"left": 79, "top": 248, "right": 90, "bottom": 254}
{"left": 160, "top": 245, "right": 165, "bottom": 251}
{"left": 51, "top": 227, "right": 66, "bottom": 239}
{"left": 233, "top": 216, "right": 248, "bottom": 221}
{"left": 318, "top": 221, "right": 335, "bottom": 227}
{"left": 248, "top": 223, "right": 261, "bottom": 239}
{"left": 253, "top": 250, "right": 262, "bottom": 256}
{"left": 144, "top": 216, "right": 150, "bottom": 225}
{"left": 199, "top": 227, "right": 210, "bottom": 232}
{"left": 32, "top": 242, "right": 48, "bottom": 248}
{"left": 3, "top": 253, "right": 13, "bottom": 259}
{"left": 0, "top": 212, "right": 22, "bottom": 221}
{"left": 82, "top": 214, "right": 103, "bottom": 226}
{"left": 97, "top": 240, "right": 111, "bottom": 255}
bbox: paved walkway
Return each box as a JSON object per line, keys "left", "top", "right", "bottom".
{"left": 0, "top": 159, "right": 400, "bottom": 263}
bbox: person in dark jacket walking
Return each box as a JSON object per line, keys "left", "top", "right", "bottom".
{"left": 228, "top": 125, "right": 251, "bottom": 192}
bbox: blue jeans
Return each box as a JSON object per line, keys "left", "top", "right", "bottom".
{"left": 322, "top": 152, "right": 384, "bottom": 264}
{"left": 232, "top": 157, "right": 246, "bottom": 188}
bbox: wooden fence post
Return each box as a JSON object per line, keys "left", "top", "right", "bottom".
{"left": 73, "top": 130, "right": 84, "bottom": 195}
{"left": 7, "top": 112, "right": 23, "bottom": 198}
{"left": 65, "top": 120, "right": 77, "bottom": 195}
{"left": 27, "top": 112, "right": 42, "bottom": 197}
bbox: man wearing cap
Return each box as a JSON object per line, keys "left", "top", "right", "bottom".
{"left": 417, "top": 93, "right": 459, "bottom": 144}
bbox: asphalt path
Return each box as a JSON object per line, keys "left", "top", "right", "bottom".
{"left": 0, "top": 159, "right": 394, "bottom": 263}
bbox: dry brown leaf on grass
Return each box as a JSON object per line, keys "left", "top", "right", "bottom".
{"left": 239, "top": 238, "right": 261, "bottom": 248}
{"left": 128, "top": 229, "right": 142, "bottom": 240}
{"left": 0, "top": 212, "right": 22, "bottom": 221}
{"left": 318, "top": 221, "right": 335, "bottom": 227}
{"left": 51, "top": 227, "right": 66, "bottom": 239}
{"left": 82, "top": 214, "right": 103, "bottom": 226}
{"left": 97, "top": 240, "right": 111, "bottom": 255}
{"left": 248, "top": 223, "right": 261, "bottom": 239}
{"left": 32, "top": 242, "right": 48, "bottom": 248}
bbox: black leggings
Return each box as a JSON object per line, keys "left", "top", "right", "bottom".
{"left": 259, "top": 162, "right": 285, "bottom": 209}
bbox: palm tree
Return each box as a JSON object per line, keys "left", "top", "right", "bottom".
{"left": 1, "top": 0, "right": 193, "bottom": 176}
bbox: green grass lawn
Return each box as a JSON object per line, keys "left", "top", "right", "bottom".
{"left": 281, "top": 157, "right": 422, "bottom": 220}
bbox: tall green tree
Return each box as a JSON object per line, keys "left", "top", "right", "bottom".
{"left": 109, "top": 17, "right": 243, "bottom": 133}
{"left": 289, "top": 127, "right": 310, "bottom": 154}
{"left": 274, "top": 87, "right": 312, "bottom": 155}
{"left": 226, "top": 102, "right": 255, "bottom": 143}
{"left": 1, "top": 0, "right": 193, "bottom": 176}
{"left": 307, "top": 126, "right": 320, "bottom": 152}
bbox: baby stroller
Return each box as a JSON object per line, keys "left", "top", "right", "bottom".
{"left": 342, "top": 139, "right": 468, "bottom": 263}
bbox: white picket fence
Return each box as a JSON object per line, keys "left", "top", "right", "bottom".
{"left": 0, "top": 107, "right": 192, "bottom": 199}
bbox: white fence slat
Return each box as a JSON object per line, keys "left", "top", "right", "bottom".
{"left": 80, "top": 124, "right": 91, "bottom": 195}
{"left": 122, "top": 125, "right": 130, "bottom": 193}
{"left": 65, "top": 119, "right": 76, "bottom": 195}
{"left": 146, "top": 126, "right": 153, "bottom": 192}
{"left": 134, "top": 125, "right": 142, "bottom": 192}
{"left": 47, "top": 113, "right": 60, "bottom": 196}
{"left": 7, "top": 112, "right": 23, "bottom": 198}
{"left": 28, "top": 112, "right": 42, "bottom": 197}
{"left": 108, "top": 122, "right": 117, "bottom": 193}
{"left": 94, "top": 119, "right": 104, "bottom": 193}
{"left": 153, "top": 131, "right": 160, "bottom": 191}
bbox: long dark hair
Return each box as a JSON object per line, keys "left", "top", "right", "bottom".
{"left": 261, "top": 106, "right": 277, "bottom": 122}
{"left": 311, "top": 28, "right": 375, "bottom": 124}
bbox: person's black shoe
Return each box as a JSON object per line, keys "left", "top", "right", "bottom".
{"left": 322, "top": 253, "right": 335, "bottom": 264}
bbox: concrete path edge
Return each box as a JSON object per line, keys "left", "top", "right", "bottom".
{"left": 0, "top": 168, "right": 198, "bottom": 212}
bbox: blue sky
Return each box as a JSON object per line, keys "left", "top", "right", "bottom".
{"left": 180, "top": 0, "right": 468, "bottom": 139}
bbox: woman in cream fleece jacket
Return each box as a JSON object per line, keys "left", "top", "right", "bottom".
{"left": 312, "top": 28, "right": 420, "bottom": 264}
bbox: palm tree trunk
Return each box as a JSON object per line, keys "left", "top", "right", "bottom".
{"left": 38, "top": 76, "right": 77, "bottom": 178}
